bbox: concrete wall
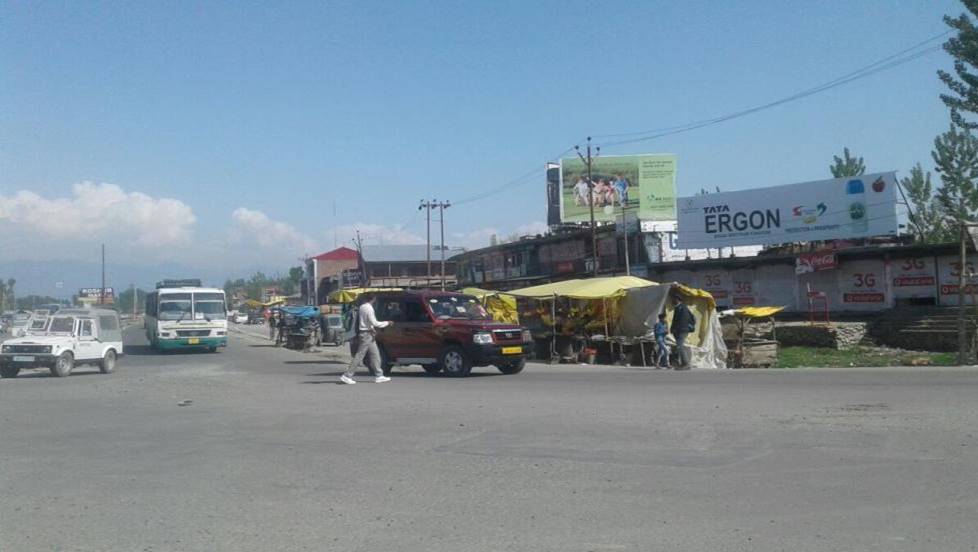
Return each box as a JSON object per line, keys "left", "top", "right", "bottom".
{"left": 652, "top": 252, "right": 978, "bottom": 312}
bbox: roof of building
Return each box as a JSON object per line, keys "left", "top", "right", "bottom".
{"left": 311, "top": 247, "right": 360, "bottom": 261}
{"left": 362, "top": 245, "right": 466, "bottom": 263}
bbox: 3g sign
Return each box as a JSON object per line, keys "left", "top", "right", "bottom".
{"left": 901, "top": 258, "right": 926, "bottom": 271}
{"left": 853, "top": 273, "right": 877, "bottom": 288}
{"left": 704, "top": 274, "right": 721, "bottom": 287}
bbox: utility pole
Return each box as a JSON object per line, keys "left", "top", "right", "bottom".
{"left": 575, "top": 137, "right": 600, "bottom": 277}
{"left": 353, "top": 231, "right": 365, "bottom": 288}
{"left": 100, "top": 243, "right": 106, "bottom": 306}
{"left": 959, "top": 213, "right": 968, "bottom": 365}
{"left": 419, "top": 200, "right": 435, "bottom": 284}
{"left": 435, "top": 200, "right": 451, "bottom": 290}
{"left": 621, "top": 203, "right": 631, "bottom": 276}
{"left": 131, "top": 283, "right": 136, "bottom": 317}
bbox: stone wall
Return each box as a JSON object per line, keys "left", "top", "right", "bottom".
{"left": 768, "top": 322, "right": 868, "bottom": 350}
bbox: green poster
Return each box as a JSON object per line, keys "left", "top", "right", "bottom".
{"left": 559, "top": 154, "right": 677, "bottom": 223}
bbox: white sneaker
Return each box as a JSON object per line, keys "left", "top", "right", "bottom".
{"left": 340, "top": 375, "right": 357, "bottom": 385}
{"left": 374, "top": 376, "right": 391, "bottom": 383}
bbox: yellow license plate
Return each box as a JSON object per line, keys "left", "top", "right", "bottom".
{"left": 501, "top": 346, "right": 522, "bottom": 355}
{"left": 188, "top": 338, "right": 200, "bottom": 344}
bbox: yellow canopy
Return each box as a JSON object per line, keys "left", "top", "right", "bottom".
{"left": 461, "top": 287, "right": 519, "bottom": 324}
{"left": 735, "top": 306, "right": 785, "bottom": 318}
{"left": 244, "top": 298, "right": 285, "bottom": 309}
{"left": 327, "top": 287, "right": 402, "bottom": 304}
{"left": 506, "top": 276, "right": 657, "bottom": 300}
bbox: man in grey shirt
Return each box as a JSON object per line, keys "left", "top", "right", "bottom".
{"left": 341, "top": 296, "right": 393, "bottom": 385}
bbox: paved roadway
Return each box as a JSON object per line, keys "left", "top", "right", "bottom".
{"left": 2, "top": 326, "right": 977, "bottom": 551}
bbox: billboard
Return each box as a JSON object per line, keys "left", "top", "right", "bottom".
{"left": 78, "top": 287, "right": 114, "bottom": 304}
{"left": 676, "top": 172, "right": 899, "bottom": 249}
{"left": 559, "top": 154, "right": 677, "bottom": 223}
{"left": 546, "top": 164, "right": 561, "bottom": 226}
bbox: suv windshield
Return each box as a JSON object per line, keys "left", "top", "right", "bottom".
{"left": 159, "top": 293, "right": 192, "bottom": 321}
{"left": 427, "top": 296, "right": 491, "bottom": 320}
{"left": 48, "top": 316, "right": 75, "bottom": 333}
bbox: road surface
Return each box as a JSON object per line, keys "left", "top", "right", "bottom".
{"left": 1, "top": 326, "right": 977, "bottom": 551}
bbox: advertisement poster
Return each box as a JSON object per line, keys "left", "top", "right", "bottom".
{"left": 891, "top": 257, "right": 936, "bottom": 300}
{"left": 937, "top": 255, "right": 978, "bottom": 305}
{"left": 559, "top": 154, "right": 677, "bottom": 223}
{"left": 796, "top": 251, "right": 837, "bottom": 274}
{"left": 838, "top": 259, "right": 887, "bottom": 307}
{"left": 676, "top": 172, "right": 899, "bottom": 249}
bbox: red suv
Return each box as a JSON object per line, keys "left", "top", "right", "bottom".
{"left": 355, "top": 290, "right": 530, "bottom": 377}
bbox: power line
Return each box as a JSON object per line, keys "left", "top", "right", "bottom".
{"left": 450, "top": 31, "right": 948, "bottom": 208}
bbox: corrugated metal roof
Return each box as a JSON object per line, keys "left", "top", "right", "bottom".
{"left": 361, "top": 245, "right": 466, "bottom": 262}
{"left": 312, "top": 247, "right": 360, "bottom": 261}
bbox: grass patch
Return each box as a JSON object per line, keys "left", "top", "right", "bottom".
{"left": 777, "top": 346, "right": 957, "bottom": 368}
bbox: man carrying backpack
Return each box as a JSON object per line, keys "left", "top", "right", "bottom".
{"left": 670, "top": 294, "right": 696, "bottom": 370}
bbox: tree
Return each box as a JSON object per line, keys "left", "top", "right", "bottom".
{"left": 939, "top": 2, "right": 978, "bottom": 129}
{"left": 932, "top": 124, "right": 978, "bottom": 225}
{"left": 902, "top": 163, "right": 953, "bottom": 243}
{"left": 5, "top": 278, "right": 16, "bottom": 311}
{"left": 830, "top": 147, "right": 866, "bottom": 178}
{"left": 115, "top": 288, "right": 147, "bottom": 314}
{"left": 0, "top": 280, "right": 5, "bottom": 311}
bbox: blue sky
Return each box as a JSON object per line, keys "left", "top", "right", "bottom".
{"left": 0, "top": 0, "right": 965, "bottom": 273}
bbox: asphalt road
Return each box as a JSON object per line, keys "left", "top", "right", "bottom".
{"left": 2, "top": 326, "right": 977, "bottom": 551}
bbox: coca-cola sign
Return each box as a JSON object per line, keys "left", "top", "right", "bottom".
{"left": 796, "top": 252, "right": 837, "bottom": 274}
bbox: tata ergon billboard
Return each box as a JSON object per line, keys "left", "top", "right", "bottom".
{"left": 676, "top": 172, "right": 899, "bottom": 249}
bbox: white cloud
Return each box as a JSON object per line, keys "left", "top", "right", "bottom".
{"left": 451, "top": 221, "right": 549, "bottom": 250}
{"left": 230, "top": 207, "right": 319, "bottom": 253}
{"left": 0, "top": 182, "right": 196, "bottom": 247}
{"left": 325, "top": 223, "right": 425, "bottom": 248}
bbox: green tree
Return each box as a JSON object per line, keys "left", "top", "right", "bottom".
{"left": 5, "top": 278, "right": 16, "bottom": 311}
{"left": 0, "top": 280, "right": 6, "bottom": 311}
{"left": 830, "top": 147, "right": 866, "bottom": 178}
{"left": 932, "top": 124, "right": 978, "bottom": 226}
{"left": 901, "top": 163, "right": 953, "bottom": 243}
{"left": 939, "top": 2, "right": 978, "bottom": 129}
{"left": 116, "top": 288, "right": 147, "bottom": 314}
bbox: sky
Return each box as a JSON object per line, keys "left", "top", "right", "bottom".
{"left": 0, "top": 0, "right": 967, "bottom": 286}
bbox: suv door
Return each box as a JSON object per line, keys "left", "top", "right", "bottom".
{"left": 76, "top": 319, "right": 99, "bottom": 360}
{"left": 373, "top": 298, "right": 406, "bottom": 359}
{"left": 397, "top": 297, "right": 442, "bottom": 364}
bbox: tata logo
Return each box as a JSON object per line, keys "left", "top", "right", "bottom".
{"left": 702, "top": 205, "right": 730, "bottom": 214}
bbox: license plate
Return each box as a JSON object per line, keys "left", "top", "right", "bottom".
{"left": 501, "top": 346, "right": 522, "bottom": 355}
{"left": 13, "top": 356, "right": 35, "bottom": 362}
{"left": 187, "top": 338, "right": 200, "bottom": 345}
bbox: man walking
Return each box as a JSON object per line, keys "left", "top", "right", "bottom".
{"left": 341, "top": 296, "right": 393, "bottom": 385}
{"left": 670, "top": 294, "right": 696, "bottom": 370}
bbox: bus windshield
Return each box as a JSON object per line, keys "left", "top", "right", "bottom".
{"left": 159, "top": 293, "right": 192, "bottom": 321}
{"left": 193, "top": 293, "right": 226, "bottom": 320}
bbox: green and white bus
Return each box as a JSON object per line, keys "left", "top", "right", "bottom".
{"left": 145, "top": 279, "right": 228, "bottom": 352}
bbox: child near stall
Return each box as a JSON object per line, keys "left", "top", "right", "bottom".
{"left": 653, "top": 313, "right": 670, "bottom": 369}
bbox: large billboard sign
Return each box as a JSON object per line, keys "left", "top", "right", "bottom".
{"left": 676, "top": 172, "right": 899, "bottom": 249}
{"left": 559, "top": 154, "right": 677, "bottom": 223}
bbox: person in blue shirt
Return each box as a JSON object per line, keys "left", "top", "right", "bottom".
{"left": 653, "top": 312, "right": 670, "bottom": 368}
{"left": 613, "top": 173, "right": 629, "bottom": 207}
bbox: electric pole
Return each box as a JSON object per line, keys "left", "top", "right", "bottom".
{"left": 434, "top": 200, "right": 451, "bottom": 290}
{"left": 419, "top": 200, "right": 435, "bottom": 284}
{"left": 101, "top": 243, "right": 106, "bottom": 305}
{"left": 353, "top": 231, "right": 364, "bottom": 288}
{"left": 621, "top": 202, "right": 631, "bottom": 276}
{"left": 575, "top": 137, "right": 600, "bottom": 277}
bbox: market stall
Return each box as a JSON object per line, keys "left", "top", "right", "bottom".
{"left": 460, "top": 287, "right": 519, "bottom": 324}
{"left": 326, "top": 287, "right": 402, "bottom": 304}
{"left": 506, "top": 277, "right": 726, "bottom": 369}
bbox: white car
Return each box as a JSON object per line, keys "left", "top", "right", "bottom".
{"left": 0, "top": 308, "right": 123, "bottom": 378}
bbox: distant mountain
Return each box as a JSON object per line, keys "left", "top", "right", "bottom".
{"left": 0, "top": 259, "right": 283, "bottom": 298}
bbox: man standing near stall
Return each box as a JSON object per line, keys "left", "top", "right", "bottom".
{"left": 670, "top": 294, "right": 696, "bottom": 370}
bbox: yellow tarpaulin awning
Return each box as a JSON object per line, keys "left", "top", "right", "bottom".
{"left": 735, "top": 306, "right": 785, "bottom": 318}
{"left": 461, "top": 287, "right": 519, "bottom": 324}
{"left": 327, "top": 287, "right": 402, "bottom": 304}
{"left": 506, "top": 276, "right": 657, "bottom": 300}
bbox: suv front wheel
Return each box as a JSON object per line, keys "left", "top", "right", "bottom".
{"left": 439, "top": 345, "right": 471, "bottom": 377}
{"left": 51, "top": 352, "right": 73, "bottom": 377}
{"left": 496, "top": 357, "right": 525, "bottom": 375}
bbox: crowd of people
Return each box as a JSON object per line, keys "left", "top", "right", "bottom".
{"left": 571, "top": 173, "right": 631, "bottom": 208}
